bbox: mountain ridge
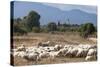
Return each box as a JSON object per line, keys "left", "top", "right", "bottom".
{"left": 13, "top": 2, "right": 97, "bottom": 25}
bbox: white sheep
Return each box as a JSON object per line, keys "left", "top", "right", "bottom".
{"left": 89, "top": 45, "right": 97, "bottom": 49}
{"left": 87, "top": 48, "right": 97, "bottom": 56}
{"left": 76, "top": 48, "right": 88, "bottom": 57}
{"left": 24, "top": 52, "right": 40, "bottom": 61}
{"left": 38, "top": 41, "right": 51, "bottom": 47}
{"left": 49, "top": 51, "right": 60, "bottom": 60}
{"left": 65, "top": 47, "right": 73, "bottom": 57}
{"left": 58, "top": 48, "right": 68, "bottom": 56}
{"left": 64, "top": 45, "right": 68, "bottom": 48}
{"left": 16, "top": 44, "right": 26, "bottom": 51}
{"left": 39, "top": 51, "right": 49, "bottom": 58}
{"left": 54, "top": 44, "right": 63, "bottom": 51}
{"left": 70, "top": 47, "right": 78, "bottom": 57}
{"left": 44, "top": 46, "right": 55, "bottom": 52}
{"left": 17, "top": 51, "right": 26, "bottom": 58}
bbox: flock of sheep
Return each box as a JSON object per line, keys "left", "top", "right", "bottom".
{"left": 11, "top": 41, "right": 97, "bottom": 63}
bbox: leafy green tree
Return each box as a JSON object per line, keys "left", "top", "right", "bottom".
{"left": 79, "top": 23, "right": 95, "bottom": 38}
{"left": 26, "top": 10, "right": 40, "bottom": 31}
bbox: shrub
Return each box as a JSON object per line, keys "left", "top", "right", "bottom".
{"left": 32, "top": 27, "right": 40, "bottom": 33}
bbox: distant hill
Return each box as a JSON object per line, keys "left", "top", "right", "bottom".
{"left": 13, "top": 2, "right": 97, "bottom": 26}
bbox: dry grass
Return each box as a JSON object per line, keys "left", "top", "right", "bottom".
{"left": 13, "top": 56, "right": 97, "bottom": 66}
{"left": 13, "top": 32, "right": 96, "bottom": 48}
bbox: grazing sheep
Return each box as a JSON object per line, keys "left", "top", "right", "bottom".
{"left": 49, "top": 51, "right": 60, "bottom": 60}
{"left": 76, "top": 48, "right": 88, "bottom": 57}
{"left": 49, "top": 47, "right": 55, "bottom": 51}
{"left": 78, "top": 44, "right": 91, "bottom": 49}
{"left": 87, "top": 48, "right": 97, "bottom": 56}
{"left": 58, "top": 48, "right": 68, "bottom": 56}
{"left": 64, "top": 45, "right": 68, "bottom": 48}
{"left": 70, "top": 47, "right": 78, "bottom": 57}
{"left": 44, "top": 47, "right": 55, "bottom": 52}
{"left": 12, "top": 43, "right": 97, "bottom": 62}
{"left": 16, "top": 44, "right": 26, "bottom": 51}
{"left": 65, "top": 47, "right": 73, "bottom": 57}
{"left": 89, "top": 45, "right": 97, "bottom": 49}
{"left": 39, "top": 51, "right": 49, "bottom": 58}
{"left": 24, "top": 52, "right": 40, "bottom": 61}
{"left": 38, "top": 41, "right": 51, "bottom": 47}
{"left": 17, "top": 51, "right": 26, "bottom": 58}
{"left": 54, "top": 44, "right": 63, "bottom": 51}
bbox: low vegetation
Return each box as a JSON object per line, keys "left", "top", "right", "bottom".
{"left": 12, "top": 10, "right": 97, "bottom": 38}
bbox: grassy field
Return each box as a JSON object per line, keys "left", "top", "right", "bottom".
{"left": 12, "top": 32, "right": 97, "bottom": 66}
{"left": 13, "top": 32, "right": 96, "bottom": 48}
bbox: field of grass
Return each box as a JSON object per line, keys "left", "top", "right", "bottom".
{"left": 12, "top": 32, "right": 97, "bottom": 66}
{"left": 13, "top": 32, "right": 96, "bottom": 48}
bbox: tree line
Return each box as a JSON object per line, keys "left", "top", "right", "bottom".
{"left": 12, "top": 10, "right": 97, "bottom": 38}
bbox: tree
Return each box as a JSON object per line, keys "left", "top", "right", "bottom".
{"left": 26, "top": 10, "right": 40, "bottom": 31}
{"left": 58, "top": 21, "right": 61, "bottom": 26}
{"left": 13, "top": 22, "right": 27, "bottom": 35}
{"left": 16, "top": 18, "right": 22, "bottom": 23}
{"left": 79, "top": 23, "right": 95, "bottom": 38}
{"left": 48, "top": 22, "right": 57, "bottom": 32}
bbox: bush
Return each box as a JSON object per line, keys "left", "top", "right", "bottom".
{"left": 32, "top": 27, "right": 40, "bottom": 33}
{"left": 79, "top": 23, "right": 96, "bottom": 38}
{"left": 48, "top": 22, "right": 57, "bottom": 32}
{"left": 58, "top": 27, "right": 66, "bottom": 32}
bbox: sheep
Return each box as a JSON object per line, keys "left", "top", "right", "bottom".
{"left": 12, "top": 43, "right": 97, "bottom": 62}
{"left": 17, "top": 51, "right": 26, "bottom": 58}
{"left": 89, "top": 45, "right": 97, "bottom": 49}
{"left": 78, "top": 44, "right": 97, "bottom": 50}
{"left": 70, "top": 47, "right": 79, "bottom": 57}
{"left": 64, "top": 45, "right": 68, "bottom": 48}
{"left": 76, "top": 48, "right": 88, "bottom": 57}
{"left": 87, "top": 48, "right": 97, "bottom": 56}
{"left": 24, "top": 52, "right": 40, "bottom": 61}
{"left": 39, "top": 51, "right": 50, "bottom": 58}
{"left": 11, "top": 48, "right": 26, "bottom": 57}
{"left": 43, "top": 46, "right": 55, "bottom": 52}
{"left": 49, "top": 47, "right": 55, "bottom": 51}
{"left": 58, "top": 48, "right": 68, "bottom": 57}
{"left": 49, "top": 51, "right": 60, "bottom": 60}
{"left": 25, "top": 48, "right": 36, "bottom": 54}
{"left": 65, "top": 47, "right": 73, "bottom": 57}
{"left": 54, "top": 44, "right": 63, "bottom": 51}
{"left": 38, "top": 41, "right": 51, "bottom": 47}
{"left": 16, "top": 44, "right": 26, "bottom": 51}
{"left": 78, "top": 44, "right": 91, "bottom": 49}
